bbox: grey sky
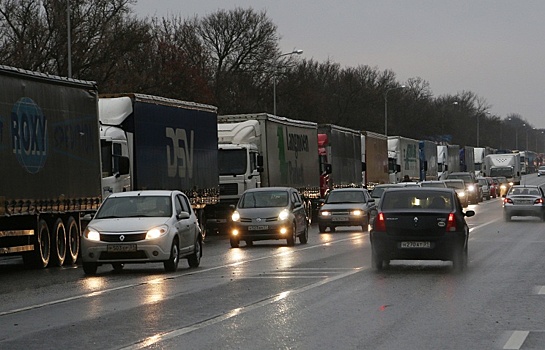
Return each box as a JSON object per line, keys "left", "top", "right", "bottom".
{"left": 133, "top": 0, "right": 545, "bottom": 128}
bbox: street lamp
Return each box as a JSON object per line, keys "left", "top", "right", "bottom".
{"left": 523, "top": 123, "right": 528, "bottom": 151}
{"left": 273, "top": 49, "right": 303, "bottom": 116}
{"left": 384, "top": 85, "right": 406, "bottom": 136}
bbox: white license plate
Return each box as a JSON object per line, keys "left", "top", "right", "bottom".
{"left": 400, "top": 241, "right": 431, "bottom": 248}
{"left": 248, "top": 225, "right": 269, "bottom": 231}
{"left": 107, "top": 244, "right": 137, "bottom": 252}
{"left": 332, "top": 216, "right": 349, "bottom": 221}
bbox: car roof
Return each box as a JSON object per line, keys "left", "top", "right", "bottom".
{"left": 107, "top": 190, "right": 178, "bottom": 198}
{"left": 330, "top": 187, "right": 366, "bottom": 192}
{"left": 243, "top": 187, "right": 294, "bottom": 193}
{"left": 383, "top": 187, "right": 453, "bottom": 193}
{"left": 510, "top": 184, "right": 539, "bottom": 188}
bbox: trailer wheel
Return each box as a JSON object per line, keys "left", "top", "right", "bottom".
{"left": 50, "top": 218, "right": 66, "bottom": 267}
{"left": 23, "top": 219, "right": 50, "bottom": 269}
{"left": 65, "top": 216, "right": 80, "bottom": 265}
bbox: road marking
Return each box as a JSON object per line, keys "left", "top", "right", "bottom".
{"left": 469, "top": 218, "right": 501, "bottom": 234}
{"left": 0, "top": 235, "right": 363, "bottom": 316}
{"left": 503, "top": 331, "right": 529, "bottom": 349}
{"left": 119, "top": 267, "right": 363, "bottom": 350}
{"left": 534, "top": 285, "right": 545, "bottom": 294}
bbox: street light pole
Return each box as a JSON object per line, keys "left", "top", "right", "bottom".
{"left": 384, "top": 85, "right": 406, "bottom": 136}
{"left": 67, "top": 0, "right": 72, "bottom": 78}
{"left": 273, "top": 49, "right": 303, "bottom": 116}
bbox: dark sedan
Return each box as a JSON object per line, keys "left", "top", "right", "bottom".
{"left": 317, "top": 188, "right": 376, "bottom": 233}
{"left": 370, "top": 187, "right": 475, "bottom": 272}
{"left": 503, "top": 185, "right": 545, "bottom": 221}
{"left": 229, "top": 187, "right": 308, "bottom": 247}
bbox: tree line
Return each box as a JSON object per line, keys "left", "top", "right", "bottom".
{"left": 1, "top": 0, "right": 542, "bottom": 153}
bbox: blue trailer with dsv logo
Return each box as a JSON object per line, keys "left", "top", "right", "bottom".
{"left": 0, "top": 65, "right": 102, "bottom": 268}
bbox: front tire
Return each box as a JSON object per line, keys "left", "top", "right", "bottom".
{"left": 112, "top": 263, "right": 124, "bottom": 272}
{"left": 83, "top": 262, "right": 98, "bottom": 275}
{"left": 164, "top": 239, "right": 180, "bottom": 272}
{"left": 188, "top": 238, "right": 202, "bottom": 268}
{"left": 318, "top": 224, "right": 326, "bottom": 233}
{"left": 230, "top": 237, "right": 240, "bottom": 248}
{"left": 287, "top": 222, "right": 296, "bottom": 246}
{"left": 299, "top": 224, "right": 309, "bottom": 244}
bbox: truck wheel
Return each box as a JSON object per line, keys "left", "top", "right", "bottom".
{"left": 50, "top": 218, "right": 66, "bottom": 267}
{"left": 83, "top": 262, "right": 98, "bottom": 275}
{"left": 23, "top": 219, "right": 51, "bottom": 269}
{"left": 230, "top": 237, "right": 240, "bottom": 248}
{"left": 164, "top": 239, "right": 180, "bottom": 272}
{"left": 65, "top": 216, "right": 80, "bottom": 265}
{"left": 187, "top": 238, "right": 202, "bottom": 268}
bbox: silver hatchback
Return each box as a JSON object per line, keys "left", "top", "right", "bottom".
{"left": 503, "top": 185, "right": 545, "bottom": 221}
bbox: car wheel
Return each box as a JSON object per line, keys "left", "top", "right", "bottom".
{"left": 112, "top": 263, "right": 124, "bottom": 272}
{"left": 245, "top": 239, "right": 254, "bottom": 247}
{"left": 361, "top": 215, "right": 369, "bottom": 232}
{"left": 452, "top": 245, "right": 468, "bottom": 273}
{"left": 164, "top": 239, "right": 180, "bottom": 272}
{"left": 504, "top": 213, "right": 511, "bottom": 222}
{"left": 83, "top": 262, "right": 97, "bottom": 275}
{"left": 287, "top": 222, "right": 296, "bottom": 246}
{"left": 188, "top": 238, "right": 202, "bottom": 268}
{"left": 299, "top": 223, "right": 309, "bottom": 244}
{"left": 230, "top": 237, "right": 240, "bottom": 248}
{"left": 330, "top": 226, "right": 336, "bottom": 232}
{"left": 371, "top": 247, "right": 383, "bottom": 271}
{"left": 318, "top": 224, "right": 326, "bottom": 233}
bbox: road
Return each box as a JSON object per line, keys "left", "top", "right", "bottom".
{"left": 1, "top": 175, "right": 545, "bottom": 349}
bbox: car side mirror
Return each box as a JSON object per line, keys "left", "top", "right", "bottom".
{"left": 82, "top": 213, "right": 94, "bottom": 221}
{"left": 367, "top": 198, "right": 375, "bottom": 203}
{"left": 177, "top": 211, "right": 190, "bottom": 220}
{"left": 464, "top": 210, "right": 475, "bottom": 217}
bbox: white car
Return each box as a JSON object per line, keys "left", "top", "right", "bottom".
{"left": 81, "top": 190, "right": 202, "bottom": 275}
{"left": 538, "top": 166, "right": 545, "bottom": 177}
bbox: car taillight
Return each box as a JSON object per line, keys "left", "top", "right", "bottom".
{"left": 374, "top": 212, "right": 386, "bottom": 231}
{"left": 534, "top": 198, "right": 544, "bottom": 205}
{"left": 446, "top": 213, "right": 457, "bottom": 232}
{"left": 504, "top": 198, "right": 513, "bottom": 204}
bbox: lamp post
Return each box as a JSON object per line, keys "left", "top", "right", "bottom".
{"left": 273, "top": 49, "right": 303, "bottom": 116}
{"left": 384, "top": 85, "right": 406, "bottom": 136}
{"left": 67, "top": 0, "right": 72, "bottom": 78}
{"left": 523, "top": 123, "right": 527, "bottom": 151}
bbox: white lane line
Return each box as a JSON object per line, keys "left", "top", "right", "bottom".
{"left": 0, "top": 235, "right": 363, "bottom": 316}
{"left": 119, "top": 267, "right": 363, "bottom": 350}
{"left": 503, "top": 331, "right": 529, "bottom": 349}
{"left": 535, "top": 286, "right": 545, "bottom": 295}
{"left": 469, "top": 218, "right": 501, "bottom": 234}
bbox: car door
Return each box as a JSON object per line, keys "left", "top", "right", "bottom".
{"left": 175, "top": 194, "right": 195, "bottom": 254}
{"left": 291, "top": 190, "right": 306, "bottom": 234}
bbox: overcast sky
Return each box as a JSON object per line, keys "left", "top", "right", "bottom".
{"left": 133, "top": 0, "right": 545, "bottom": 128}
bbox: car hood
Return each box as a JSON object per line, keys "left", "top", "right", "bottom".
{"left": 320, "top": 203, "right": 367, "bottom": 211}
{"left": 88, "top": 217, "right": 170, "bottom": 233}
{"left": 236, "top": 207, "right": 288, "bottom": 218}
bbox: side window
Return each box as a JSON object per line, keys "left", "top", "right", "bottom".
{"left": 175, "top": 195, "right": 183, "bottom": 214}
{"left": 292, "top": 192, "right": 301, "bottom": 206}
{"left": 180, "top": 195, "right": 192, "bottom": 214}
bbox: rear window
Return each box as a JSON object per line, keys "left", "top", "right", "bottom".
{"left": 381, "top": 191, "right": 453, "bottom": 210}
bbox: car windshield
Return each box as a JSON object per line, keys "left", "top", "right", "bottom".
{"left": 239, "top": 191, "right": 288, "bottom": 208}
{"left": 325, "top": 190, "right": 365, "bottom": 203}
{"left": 447, "top": 174, "right": 473, "bottom": 182}
{"left": 381, "top": 190, "right": 453, "bottom": 210}
{"left": 96, "top": 196, "right": 172, "bottom": 218}
{"left": 444, "top": 181, "right": 465, "bottom": 190}
{"left": 420, "top": 182, "right": 447, "bottom": 188}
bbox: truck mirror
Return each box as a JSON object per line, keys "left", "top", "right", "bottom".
{"left": 362, "top": 162, "right": 366, "bottom": 172}
{"left": 257, "top": 155, "right": 264, "bottom": 167}
{"left": 256, "top": 166, "right": 264, "bottom": 173}
{"left": 119, "top": 156, "right": 130, "bottom": 175}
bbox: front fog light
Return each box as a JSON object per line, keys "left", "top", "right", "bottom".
{"left": 280, "top": 227, "right": 287, "bottom": 235}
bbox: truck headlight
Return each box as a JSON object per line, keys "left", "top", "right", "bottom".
{"left": 146, "top": 225, "right": 168, "bottom": 240}
{"left": 84, "top": 228, "right": 100, "bottom": 241}
{"left": 278, "top": 209, "right": 290, "bottom": 221}
{"left": 231, "top": 211, "right": 240, "bottom": 222}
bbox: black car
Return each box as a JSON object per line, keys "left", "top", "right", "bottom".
{"left": 317, "top": 188, "right": 376, "bottom": 233}
{"left": 370, "top": 187, "right": 475, "bottom": 272}
{"left": 446, "top": 172, "right": 480, "bottom": 203}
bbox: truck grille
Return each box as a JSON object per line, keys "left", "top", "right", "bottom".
{"left": 220, "top": 183, "right": 238, "bottom": 196}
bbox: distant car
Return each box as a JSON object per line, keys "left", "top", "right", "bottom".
{"left": 476, "top": 177, "right": 491, "bottom": 200}
{"left": 538, "top": 166, "right": 545, "bottom": 177}
{"left": 503, "top": 185, "right": 545, "bottom": 221}
{"left": 493, "top": 176, "right": 510, "bottom": 197}
{"left": 81, "top": 190, "right": 203, "bottom": 275}
{"left": 419, "top": 180, "right": 447, "bottom": 188}
{"left": 446, "top": 172, "right": 480, "bottom": 203}
{"left": 486, "top": 176, "right": 498, "bottom": 198}
{"left": 317, "top": 188, "right": 376, "bottom": 233}
{"left": 229, "top": 187, "right": 308, "bottom": 247}
{"left": 444, "top": 179, "right": 469, "bottom": 207}
{"left": 370, "top": 183, "right": 420, "bottom": 207}
{"left": 370, "top": 187, "right": 475, "bottom": 272}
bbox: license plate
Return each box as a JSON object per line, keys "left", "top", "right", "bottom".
{"left": 248, "top": 225, "right": 268, "bottom": 231}
{"left": 400, "top": 241, "right": 431, "bottom": 248}
{"left": 332, "top": 216, "right": 349, "bottom": 221}
{"left": 107, "top": 244, "right": 137, "bottom": 252}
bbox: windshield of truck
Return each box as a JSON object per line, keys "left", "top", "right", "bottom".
{"left": 218, "top": 149, "right": 247, "bottom": 176}
{"left": 238, "top": 191, "right": 288, "bottom": 208}
{"left": 96, "top": 196, "right": 172, "bottom": 218}
{"left": 490, "top": 167, "right": 514, "bottom": 177}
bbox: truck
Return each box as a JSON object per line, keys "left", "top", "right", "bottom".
{"left": 205, "top": 113, "right": 320, "bottom": 234}
{"left": 0, "top": 65, "right": 102, "bottom": 268}
{"left": 482, "top": 153, "right": 522, "bottom": 185}
{"left": 387, "top": 136, "right": 420, "bottom": 183}
{"left": 99, "top": 93, "right": 219, "bottom": 234}
{"left": 437, "top": 144, "right": 460, "bottom": 180}
{"left": 459, "top": 146, "right": 475, "bottom": 174}
{"left": 473, "top": 147, "right": 487, "bottom": 177}
{"left": 418, "top": 140, "right": 438, "bottom": 181}
{"left": 361, "top": 131, "right": 389, "bottom": 188}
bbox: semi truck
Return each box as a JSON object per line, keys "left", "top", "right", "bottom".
{"left": 0, "top": 65, "right": 102, "bottom": 268}
{"left": 482, "top": 153, "right": 522, "bottom": 185}
{"left": 419, "top": 140, "right": 438, "bottom": 181}
{"left": 437, "top": 144, "right": 460, "bottom": 180}
{"left": 459, "top": 146, "right": 475, "bottom": 173}
{"left": 474, "top": 147, "right": 487, "bottom": 177}
{"left": 361, "top": 131, "right": 389, "bottom": 188}
{"left": 205, "top": 113, "right": 320, "bottom": 234}
{"left": 388, "top": 136, "right": 420, "bottom": 183}
{"left": 99, "top": 93, "right": 220, "bottom": 234}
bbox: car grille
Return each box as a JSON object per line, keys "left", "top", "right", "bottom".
{"left": 100, "top": 233, "right": 147, "bottom": 242}
{"left": 240, "top": 217, "right": 278, "bottom": 222}
{"left": 220, "top": 183, "right": 238, "bottom": 196}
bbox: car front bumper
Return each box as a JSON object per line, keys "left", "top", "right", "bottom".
{"left": 230, "top": 221, "right": 294, "bottom": 241}
{"left": 81, "top": 236, "right": 172, "bottom": 263}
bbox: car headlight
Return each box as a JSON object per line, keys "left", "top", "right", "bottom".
{"left": 278, "top": 209, "right": 290, "bottom": 221}
{"left": 320, "top": 210, "right": 331, "bottom": 216}
{"left": 467, "top": 185, "right": 475, "bottom": 192}
{"left": 458, "top": 192, "right": 465, "bottom": 197}
{"left": 146, "top": 225, "right": 168, "bottom": 240}
{"left": 231, "top": 211, "right": 240, "bottom": 222}
{"left": 351, "top": 210, "right": 363, "bottom": 216}
{"left": 84, "top": 227, "right": 100, "bottom": 241}
{"left": 509, "top": 182, "right": 514, "bottom": 186}
{"left": 500, "top": 184, "right": 506, "bottom": 189}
